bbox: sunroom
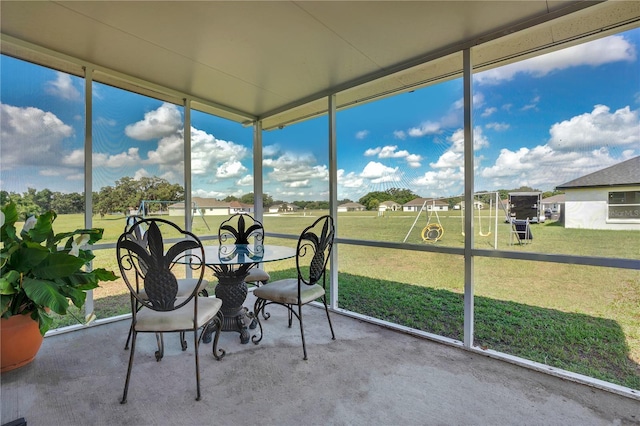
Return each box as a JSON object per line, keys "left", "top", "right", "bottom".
{"left": 1, "top": 1, "right": 639, "bottom": 422}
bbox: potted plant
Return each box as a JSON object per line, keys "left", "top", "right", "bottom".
{"left": 0, "top": 201, "right": 118, "bottom": 372}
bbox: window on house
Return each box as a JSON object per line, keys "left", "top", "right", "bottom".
{"left": 608, "top": 191, "right": 640, "bottom": 220}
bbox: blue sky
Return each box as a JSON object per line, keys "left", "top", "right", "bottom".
{"left": 1, "top": 28, "right": 639, "bottom": 203}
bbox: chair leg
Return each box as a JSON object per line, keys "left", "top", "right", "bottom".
{"left": 288, "top": 305, "right": 293, "bottom": 328}
{"left": 322, "top": 296, "right": 336, "bottom": 340}
{"left": 194, "top": 328, "right": 201, "bottom": 401}
{"left": 298, "top": 303, "right": 308, "bottom": 360}
{"left": 121, "top": 330, "right": 137, "bottom": 404}
{"left": 180, "top": 331, "right": 187, "bottom": 351}
{"left": 124, "top": 297, "right": 136, "bottom": 350}
{"left": 124, "top": 322, "right": 133, "bottom": 350}
{"left": 154, "top": 333, "right": 164, "bottom": 361}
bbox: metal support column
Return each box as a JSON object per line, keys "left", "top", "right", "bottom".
{"left": 184, "top": 98, "right": 192, "bottom": 231}
{"left": 328, "top": 94, "right": 338, "bottom": 309}
{"left": 84, "top": 66, "right": 94, "bottom": 317}
{"left": 463, "top": 48, "right": 475, "bottom": 349}
{"left": 253, "top": 121, "right": 264, "bottom": 222}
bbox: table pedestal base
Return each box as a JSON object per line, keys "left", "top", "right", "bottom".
{"left": 203, "top": 269, "right": 257, "bottom": 344}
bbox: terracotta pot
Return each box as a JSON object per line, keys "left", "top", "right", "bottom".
{"left": 1, "top": 313, "right": 44, "bottom": 373}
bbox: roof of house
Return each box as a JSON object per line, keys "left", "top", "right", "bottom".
{"left": 541, "top": 194, "right": 566, "bottom": 204}
{"left": 556, "top": 156, "right": 640, "bottom": 189}
{"left": 379, "top": 200, "right": 401, "bottom": 206}
{"left": 339, "top": 202, "right": 366, "bottom": 208}
{"left": 404, "top": 198, "right": 449, "bottom": 206}
{"left": 269, "top": 203, "right": 299, "bottom": 209}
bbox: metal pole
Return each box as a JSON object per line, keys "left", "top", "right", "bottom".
{"left": 84, "top": 66, "right": 94, "bottom": 318}
{"left": 463, "top": 48, "right": 474, "bottom": 349}
{"left": 328, "top": 94, "right": 338, "bottom": 309}
{"left": 253, "top": 121, "right": 264, "bottom": 222}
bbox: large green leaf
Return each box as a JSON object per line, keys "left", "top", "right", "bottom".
{"left": 31, "top": 251, "right": 85, "bottom": 280}
{"left": 61, "top": 285, "right": 87, "bottom": 308}
{"left": 0, "top": 270, "right": 20, "bottom": 294}
{"left": 11, "top": 244, "right": 50, "bottom": 272}
{"left": 22, "top": 277, "right": 69, "bottom": 314}
{"left": 24, "top": 211, "right": 55, "bottom": 244}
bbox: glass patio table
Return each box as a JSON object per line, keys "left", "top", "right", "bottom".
{"left": 199, "top": 244, "right": 296, "bottom": 344}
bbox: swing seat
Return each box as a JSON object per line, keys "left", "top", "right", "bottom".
{"left": 422, "top": 223, "right": 443, "bottom": 242}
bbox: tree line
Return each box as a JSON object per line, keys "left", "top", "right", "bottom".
{"left": 1, "top": 178, "right": 562, "bottom": 218}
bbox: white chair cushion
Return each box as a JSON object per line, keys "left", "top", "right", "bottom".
{"left": 245, "top": 268, "right": 270, "bottom": 283}
{"left": 138, "top": 278, "right": 209, "bottom": 300}
{"left": 253, "top": 278, "right": 325, "bottom": 305}
{"left": 134, "top": 296, "right": 222, "bottom": 332}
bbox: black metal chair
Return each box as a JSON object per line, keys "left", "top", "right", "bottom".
{"left": 117, "top": 218, "right": 225, "bottom": 403}
{"left": 252, "top": 215, "right": 335, "bottom": 360}
{"left": 123, "top": 215, "right": 209, "bottom": 350}
{"left": 219, "top": 213, "right": 270, "bottom": 286}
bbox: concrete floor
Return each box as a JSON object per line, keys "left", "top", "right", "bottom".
{"left": 2, "top": 293, "right": 639, "bottom": 426}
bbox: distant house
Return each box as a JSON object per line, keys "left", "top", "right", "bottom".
{"left": 457, "top": 200, "right": 484, "bottom": 210}
{"left": 555, "top": 156, "right": 640, "bottom": 230}
{"left": 169, "top": 197, "right": 254, "bottom": 216}
{"left": 268, "top": 203, "right": 299, "bottom": 213}
{"left": 338, "top": 202, "right": 366, "bottom": 212}
{"left": 403, "top": 198, "right": 449, "bottom": 212}
{"left": 541, "top": 194, "right": 565, "bottom": 215}
{"left": 378, "top": 200, "right": 402, "bottom": 212}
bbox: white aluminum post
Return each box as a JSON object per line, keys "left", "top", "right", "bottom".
{"left": 328, "top": 94, "right": 338, "bottom": 308}
{"left": 463, "top": 48, "right": 475, "bottom": 349}
{"left": 184, "top": 98, "right": 193, "bottom": 231}
{"left": 253, "top": 121, "right": 264, "bottom": 222}
{"left": 84, "top": 66, "right": 94, "bottom": 317}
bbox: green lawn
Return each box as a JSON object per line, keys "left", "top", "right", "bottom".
{"left": 48, "top": 211, "right": 640, "bottom": 390}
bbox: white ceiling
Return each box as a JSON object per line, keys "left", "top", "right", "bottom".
{"left": 1, "top": 1, "right": 639, "bottom": 129}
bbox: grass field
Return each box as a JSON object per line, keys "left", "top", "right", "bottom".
{"left": 47, "top": 211, "right": 640, "bottom": 390}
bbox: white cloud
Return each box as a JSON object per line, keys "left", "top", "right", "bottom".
{"left": 192, "top": 188, "right": 229, "bottom": 199}
{"left": 338, "top": 170, "right": 364, "bottom": 188}
{"left": 356, "top": 130, "right": 369, "bottom": 139}
{"left": 408, "top": 121, "right": 441, "bottom": 137}
{"left": 393, "top": 130, "right": 407, "bottom": 140}
{"left": 453, "top": 92, "right": 485, "bottom": 110}
{"left": 263, "top": 144, "right": 281, "bottom": 157}
{"left": 447, "top": 127, "right": 490, "bottom": 155}
{"left": 486, "top": 122, "right": 510, "bottom": 131}
{"left": 145, "top": 134, "right": 184, "bottom": 166}
{"left": 378, "top": 145, "right": 409, "bottom": 159}
{"left": 264, "top": 152, "right": 328, "bottom": 188}
{"left": 237, "top": 175, "right": 253, "bottom": 186}
{"left": 45, "top": 72, "right": 81, "bottom": 101}
{"left": 548, "top": 104, "right": 640, "bottom": 151}
{"left": 364, "top": 145, "right": 423, "bottom": 167}
{"left": 521, "top": 96, "right": 540, "bottom": 111}
{"left": 406, "top": 154, "right": 422, "bottom": 168}
{"left": 87, "top": 147, "right": 142, "bottom": 168}
{"left": 133, "top": 168, "right": 152, "bottom": 180}
{"left": 364, "top": 147, "right": 381, "bottom": 156}
{"left": 0, "top": 104, "right": 73, "bottom": 169}
{"left": 124, "top": 103, "right": 182, "bottom": 140}
{"left": 360, "top": 161, "right": 401, "bottom": 184}
{"left": 481, "top": 107, "right": 497, "bottom": 117}
{"left": 475, "top": 35, "right": 636, "bottom": 85}
{"left": 190, "top": 127, "right": 249, "bottom": 176}
{"left": 216, "top": 160, "right": 248, "bottom": 179}
{"left": 412, "top": 167, "right": 463, "bottom": 193}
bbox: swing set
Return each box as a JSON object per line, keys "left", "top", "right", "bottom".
{"left": 460, "top": 196, "right": 493, "bottom": 237}
{"left": 403, "top": 199, "right": 444, "bottom": 243}
{"left": 402, "top": 193, "right": 501, "bottom": 246}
